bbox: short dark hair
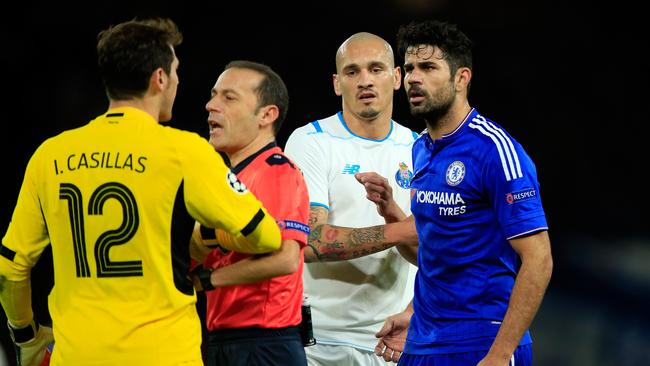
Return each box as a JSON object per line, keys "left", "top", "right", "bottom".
{"left": 225, "top": 60, "right": 289, "bottom": 136}
{"left": 396, "top": 20, "right": 473, "bottom": 78}
{"left": 97, "top": 17, "right": 183, "bottom": 100}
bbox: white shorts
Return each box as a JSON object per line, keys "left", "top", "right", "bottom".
{"left": 306, "top": 343, "right": 389, "bottom": 366}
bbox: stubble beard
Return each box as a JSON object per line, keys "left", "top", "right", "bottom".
{"left": 409, "top": 89, "right": 454, "bottom": 129}
{"left": 359, "top": 107, "right": 380, "bottom": 119}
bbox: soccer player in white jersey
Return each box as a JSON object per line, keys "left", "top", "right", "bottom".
{"left": 284, "top": 32, "right": 419, "bottom": 366}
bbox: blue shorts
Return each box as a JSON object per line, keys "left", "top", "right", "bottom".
{"left": 398, "top": 344, "right": 532, "bottom": 366}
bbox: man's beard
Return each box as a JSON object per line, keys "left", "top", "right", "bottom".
{"left": 409, "top": 90, "right": 454, "bottom": 129}
{"left": 359, "top": 107, "right": 380, "bottom": 119}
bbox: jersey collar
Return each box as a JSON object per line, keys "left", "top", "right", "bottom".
{"left": 102, "top": 106, "right": 158, "bottom": 126}
{"left": 415, "top": 107, "right": 478, "bottom": 154}
{"left": 230, "top": 141, "right": 277, "bottom": 174}
{"left": 337, "top": 111, "right": 394, "bottom": 142}
{"left": 440, "top": 107, "right": 476, "bottom": 140}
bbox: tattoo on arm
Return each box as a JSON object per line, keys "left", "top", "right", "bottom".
{"left": 307, "top": 223, "right": 394, "bottom": 262}
{"left": 349, "top": 226, "right": 384, "bottom": 248}
{"left": 309, "top": 207, "right": 328, "bottom": 226}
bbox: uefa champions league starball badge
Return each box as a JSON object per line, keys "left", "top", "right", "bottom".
{"left": 445, "top": 161, "right": 465, "bottom": 186}
{"left": 395, "top": 162, "right": 414, "bottom": 189}
{"left": 227, "top": 171, "right": 248, "bottom": 194}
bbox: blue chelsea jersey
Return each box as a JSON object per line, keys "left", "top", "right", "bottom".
{"left": 406, "top": 108, "right": 548, "bottom": 355}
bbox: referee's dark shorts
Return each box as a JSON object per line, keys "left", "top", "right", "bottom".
{"left": 206, "top": 326, "right": 307, "bottom": 366}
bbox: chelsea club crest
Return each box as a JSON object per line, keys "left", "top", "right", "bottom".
{"left": 395, "top": 162, "right": 414, "bottom": 189}
{"left": 445, "top": 161, "right": 465, "bottom": 186}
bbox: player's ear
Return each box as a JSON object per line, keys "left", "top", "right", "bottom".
{"left": 259, "top": 105, "right": 279, "bottom": 129}
{"left": 393, "top": 66, "right": 402, "bottom": 91}
{"left": 150, "top": 68, "right": 167, "bottom": 92}
{"left": 455, "top": 67, "right": 471, "bottom": 94}
{"left": 333, "top": 74, "right": 342, "bottom": 96}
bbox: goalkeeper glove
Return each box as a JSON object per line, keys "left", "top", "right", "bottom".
{"left": 7, "top": 320, "right": 53, "bottom": 366}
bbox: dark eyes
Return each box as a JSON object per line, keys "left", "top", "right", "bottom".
{"left": 403, "top": 65, "right": 435, "bottom": 72}
{"left": 346, "top": 67, "right": 383, "bottom": 76}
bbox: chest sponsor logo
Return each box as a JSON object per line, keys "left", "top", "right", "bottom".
{"left": 395, "top": 162, "right": 414, "bottom": 189}
{"left": 506, "top": 188, "right": 537, "bottom": 204}
{"left": 446, "top": 161, "right": 465, "bottom": 186}
{"left": 342, "top": 164, "right": 360, "bottom": 175}
{"left": 415, "top": 190, "right": 467, "bottom": 216}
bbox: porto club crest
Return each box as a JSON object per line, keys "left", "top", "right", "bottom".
{"left": 395, "top": 162, "right": 414, "bottom": 189}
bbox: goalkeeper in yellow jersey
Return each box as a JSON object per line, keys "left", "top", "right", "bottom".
{"left": 0, "top": 17, "right": 280, "bottom": 366}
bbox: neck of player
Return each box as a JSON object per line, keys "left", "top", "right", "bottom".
{"left": 226, "top": 135, "right": 275, "bottom": 167}
{"left": 342, "top": 109, "right": 393, "bottom": 140}
{"left": 426, "top": 100, "right": 472, "bottom": 141}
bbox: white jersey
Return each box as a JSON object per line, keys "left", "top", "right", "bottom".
{"left": 284, "top": 112, "right": 418, "bottom": 351}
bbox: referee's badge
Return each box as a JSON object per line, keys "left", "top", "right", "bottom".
{"left": 445, "top": 161, "right": 465, "bottom": 186}
{"left": 226, "top": 171, "right": 248, "bottom": 194}
{"left": 395, "top": 162, "right": 414, "bottom": 189}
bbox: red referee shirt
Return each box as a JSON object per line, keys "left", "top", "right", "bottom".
{"left": 203, "top": 143, "right": 309, "bottom": 330}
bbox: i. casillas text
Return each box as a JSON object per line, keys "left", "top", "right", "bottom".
{"left": 54, "top": 152, "right": 147, "bottom": 175}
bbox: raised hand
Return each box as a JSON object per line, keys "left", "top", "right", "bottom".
{"left": 355, "top": 172, "right": 406, "bottom": 223}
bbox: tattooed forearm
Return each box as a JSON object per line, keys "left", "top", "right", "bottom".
{"left": 309, "top": 207, "right": 328, "bottom": 226}
{"left": 306, "top": 243, "right": 323, "bottom": 261}
{"left": 305, "top": 223, "right": 396, "bottom": 262}
{"left": 306, "top": 225, "right": 346, "bottom": 262}
{"left": 349, "top": 226, "right": 385, "bottom": 248}
{"left": 310, "top": 225, "right": 323, "bottom": 242}
{"left": 351, "top": 243, "right": 393, "bottom": 259}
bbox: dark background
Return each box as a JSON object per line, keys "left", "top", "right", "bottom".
{"left": 1, "top": 0, "right": 648, "bottom": 365}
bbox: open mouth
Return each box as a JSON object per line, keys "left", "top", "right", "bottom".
{"left": 408, "top": 89, "right": 426, "bottom": 104}
{"left": 208, "top": 119, "right": 224, "bottom": 135}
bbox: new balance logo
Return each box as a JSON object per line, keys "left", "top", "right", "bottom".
{"left": 342, "top": 164, "right": 360, "bottom": 174}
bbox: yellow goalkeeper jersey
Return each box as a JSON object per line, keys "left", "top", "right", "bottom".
{"left": 0, "top": 107, "right": 280, "bottom": 365}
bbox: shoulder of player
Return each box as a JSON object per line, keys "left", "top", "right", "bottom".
{"left": 288, "top": 113, "right": 341, "bottom": 138}
{"left": 463, "top": 115, "right": 529, "bottom": 172}
{"left": 410, "top": 128, "right": 429, "bottom": 148}
{"left": 466, "top": 115, "right": 521, "bottom": 150}
{"left": 246, "top": 151, "right": 306, "bottom": 192}
{"left": 159, "top": 125, "right": 200, "bottom": 138}
{"left": 157, "top": 128, "right": 224, "bottom": 166}
{"left": 391, "top": 120, "right": 421, "bottom": 142}
{"left": 262, "top": 150, "right": 299, "bottom": 171}
{"left": 160, "top": 128, "right": 213, "bottom": 150}
{"left": 33, "top": 124, "right": 96, "bottom": 158}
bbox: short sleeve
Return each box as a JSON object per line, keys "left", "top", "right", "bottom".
{"left": 284, "top": 125, "right": 330, "bottom": 209}
{"left": 252, "top": 160, "right": 310, "bottom": 247}
{"left": 483, "top": 141, "right": 548, "bottom": 239}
